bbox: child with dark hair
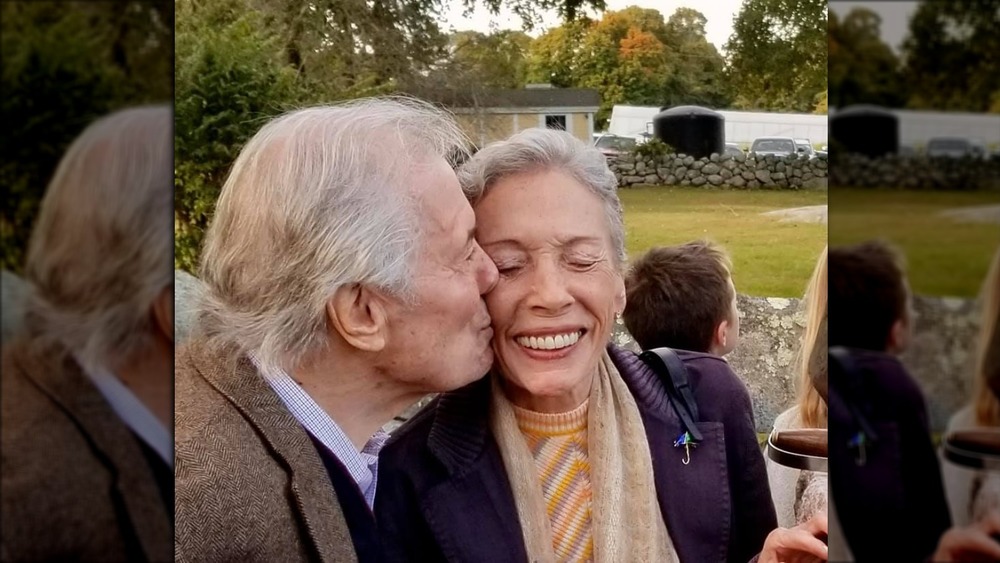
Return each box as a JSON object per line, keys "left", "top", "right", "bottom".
{"left": 623, "top": 240, "right": 740, "bottom": 356}
{"left": 828, "top": 239, "right": 1000, "bottom": 561}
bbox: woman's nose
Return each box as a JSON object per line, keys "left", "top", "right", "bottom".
{"left": 528, "top": 260, "right": 573, "bottom": 312}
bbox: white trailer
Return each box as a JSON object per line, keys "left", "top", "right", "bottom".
{"left": 608, "top": 105, "right": 829, "bottom": 148}
{"left": 890, "top": 110, "right": 1000, "bottom": 149}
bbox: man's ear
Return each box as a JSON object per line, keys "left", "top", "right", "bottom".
{"left": 152, "top": 285, "right": 173, "bottom": 343}
{"left": 328, "top": 284, "right": 387, "bottom": 352}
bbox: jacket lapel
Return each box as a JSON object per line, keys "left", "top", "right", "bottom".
{"left": 196, "top": 347, "right": 357, "bottom": 563}
{"left": 20, "top": 347, "right": 172, "bottom": 563}
{"left": 609, "top": 346, "right": 731, "bottom": 563}
{"left": 423, "top": 376, "right": 529, "bottom": 563}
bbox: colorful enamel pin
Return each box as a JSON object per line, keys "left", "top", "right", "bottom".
{"left": 848, "top": 431, "right": 867, "bottom": 466}
{"left": 674, "top": 431, "right": 698, "bottom": 465}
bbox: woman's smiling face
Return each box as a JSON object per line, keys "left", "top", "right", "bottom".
{"left": 473, "top": 168, "right": 625, "bottom": 413}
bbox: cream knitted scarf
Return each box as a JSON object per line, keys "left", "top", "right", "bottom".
{"left": 490, "top": 351, "right": 680, "bottom": 563}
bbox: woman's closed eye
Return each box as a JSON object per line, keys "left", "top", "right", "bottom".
{"left": 495, "top": 262, "right": 524, "bottom": 276}
{"left": 565, "top": 253, "right": 601, "bottom": 270}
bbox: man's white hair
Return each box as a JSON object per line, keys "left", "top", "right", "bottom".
{"left": 23, "top": 105, "right": 173, "bottom": 372}
{"left": 197, "top": 96, "right": 469, "bottom": 373}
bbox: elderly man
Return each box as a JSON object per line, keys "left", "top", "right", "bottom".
{"left": 2, "top": 106, "right": 174, "bottom": 562}
{"left": 174, "top": 98, "right": 498, "bottom": 562}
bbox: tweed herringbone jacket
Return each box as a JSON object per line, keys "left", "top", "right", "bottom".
{"left": 0, "top": 338, "right": 173, "bottom": 562}
{"left": 174, "top": 340, "right": 357, "bottom": 563}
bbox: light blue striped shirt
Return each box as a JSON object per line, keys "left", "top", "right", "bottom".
{"left": 75, "top": 355, "right": 173, "bottom": 468}
{"left": 248, "top": 352, "right": 389, "bottom": 509}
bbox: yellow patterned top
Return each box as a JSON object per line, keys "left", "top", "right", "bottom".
{"left": 513, "top": 400, "right": 594, "bottom": 563}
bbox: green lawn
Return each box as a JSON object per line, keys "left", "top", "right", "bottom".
{"left": 829, "top": 189, "right": 999, "bottom": 297}
{"left": 619, "top": 186, "right": 828, "bottom": 297}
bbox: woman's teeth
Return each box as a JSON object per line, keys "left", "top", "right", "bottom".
{"left": 516, "top": 331, "right": 581, "bottom": 351}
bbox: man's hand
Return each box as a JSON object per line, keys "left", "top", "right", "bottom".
{"left": 930, "top": 510, "right": 1000, "bottom": 562}
{"left": 759, "top": 513, "right": 828, "bottom": 563}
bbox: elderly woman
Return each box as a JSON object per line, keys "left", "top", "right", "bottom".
{"left": 767, "top": 246, "right": 828, "bottom": 528}
{"left": 376, "top": 128, "right": 828, "bottom": 562}
{"left": 1, "top": 106, "right": 173, "bottom": 561}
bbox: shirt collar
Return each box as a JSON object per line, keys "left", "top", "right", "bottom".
{"left": 248, "top": 352, "right": 389, "bottom": 509}
{"left": 74, "top": 355, "right": 173, "bottom": 468}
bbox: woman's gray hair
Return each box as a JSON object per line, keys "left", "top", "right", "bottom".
{"left": 197, "top": 97, "right": 469, "bottom": 373}
{"left": 457, "top": 127, "right": 626, "bottom": 266}
{"left": 23, "top": 105, "right": 173, "bottom": 372}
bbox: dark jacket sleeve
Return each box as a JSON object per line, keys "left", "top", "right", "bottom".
{"left": 689, "top": 357, "right": 777, "bottom": 563}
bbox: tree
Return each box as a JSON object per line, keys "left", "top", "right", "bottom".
{"left": 813, "top": 90, "right": 828, "bottom": 114}
{"left": 458, "top": 0, "right": 605, "bottom": 26}
{"left": 724, "top": 0, "right": 826, "bottom": 112}
{"left": 174, "top": 0, "right": 313, "bottom": 271}
{"left": 660, "top": 7, "right": 730, "bottom": 109}
{"left": 827, "top": 8, "right": 904, "bottom": 109}
{"left": 441, "top": 30, "right": 532, "bottom": 89}
{"left": 1, "top": 1, "right": 172, "bottom": 271}
{"left": 526, "top": 18, "right": 590, "bottom": 87}
{"left": 526, "top": 7, "right": 729, "bottom": 127}
{"left": 900, "top": 0, "right": 1000, "bottom": 113}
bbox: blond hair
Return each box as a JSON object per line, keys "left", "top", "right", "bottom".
{"left": 797, "top": 246, "right": 828, "bottom": 428}
{"left": 974, "top": 247, "right": 1000, "bottom": 426}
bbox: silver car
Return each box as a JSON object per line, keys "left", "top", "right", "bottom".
{"left": 794, "top": 139, "right": 816, "bottom": 159}
{"left": 750, "top": 137, "right": 797, "bottom": 158}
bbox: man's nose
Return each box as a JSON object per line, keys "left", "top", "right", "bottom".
{"left": 477, "top": 246, "right": 499, "bottom": 294}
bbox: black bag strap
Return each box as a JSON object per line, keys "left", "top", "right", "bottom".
{"left": 639, "top": 347, "right": 703, "bottom": 443}
{"left": 829, "top": 346, "right": 879, "bottom": 445}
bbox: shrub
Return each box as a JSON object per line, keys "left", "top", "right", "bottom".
{"left": 633, "top": 137, "right": 675, "bottom": 160}
{"left": 173, "top": 9, "right": 308, "bottom": 272}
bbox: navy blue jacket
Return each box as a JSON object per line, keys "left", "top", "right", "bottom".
{"left": 829, "top": 349, "right": 951, "bottom": 562}
{"left": 375, "top": 344, "right": 777, "bottom": 563}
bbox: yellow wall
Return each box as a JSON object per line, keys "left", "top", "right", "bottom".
{"left": 456, "top": 111, "right": 593, "bottom": 147}
{"left": 572, "top": 113, "right": 590, "bottom": 141}
{"left": 456, "top": 114, "right": 512, "bottom": 147}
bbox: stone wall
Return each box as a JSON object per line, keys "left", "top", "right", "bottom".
{"left": 828, "top": 153, "right": 1000, "bottom": 190}
{"left": 609, "top": 151, "right": 829, "bottom": 190}
{"left": 171, "top": 270, "right": 982, "bottom": 433}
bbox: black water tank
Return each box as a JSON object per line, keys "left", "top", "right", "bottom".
{"left": 830, "top": 105, "right": 898, "bottom": 157}
{"left": 652, "top": 106, "right": 724, "bottom": 159}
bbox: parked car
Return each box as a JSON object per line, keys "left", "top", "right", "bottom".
{"left": 724, "top": 143, "right": 744, "bottom": 158}
{"left": 750, "top": 137, "right": 797, "bottom": 158}
{"left": 926, "top": 136, "right": 983, "bottom": 159}
{"left": 593, "top": 134, "right": 637, "bottom": 159}
{"left": 794, "top": 138, "right": 816, "bottom": 159}
{"left": 969, "top": 138, "right": 988, "bottom": 159}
